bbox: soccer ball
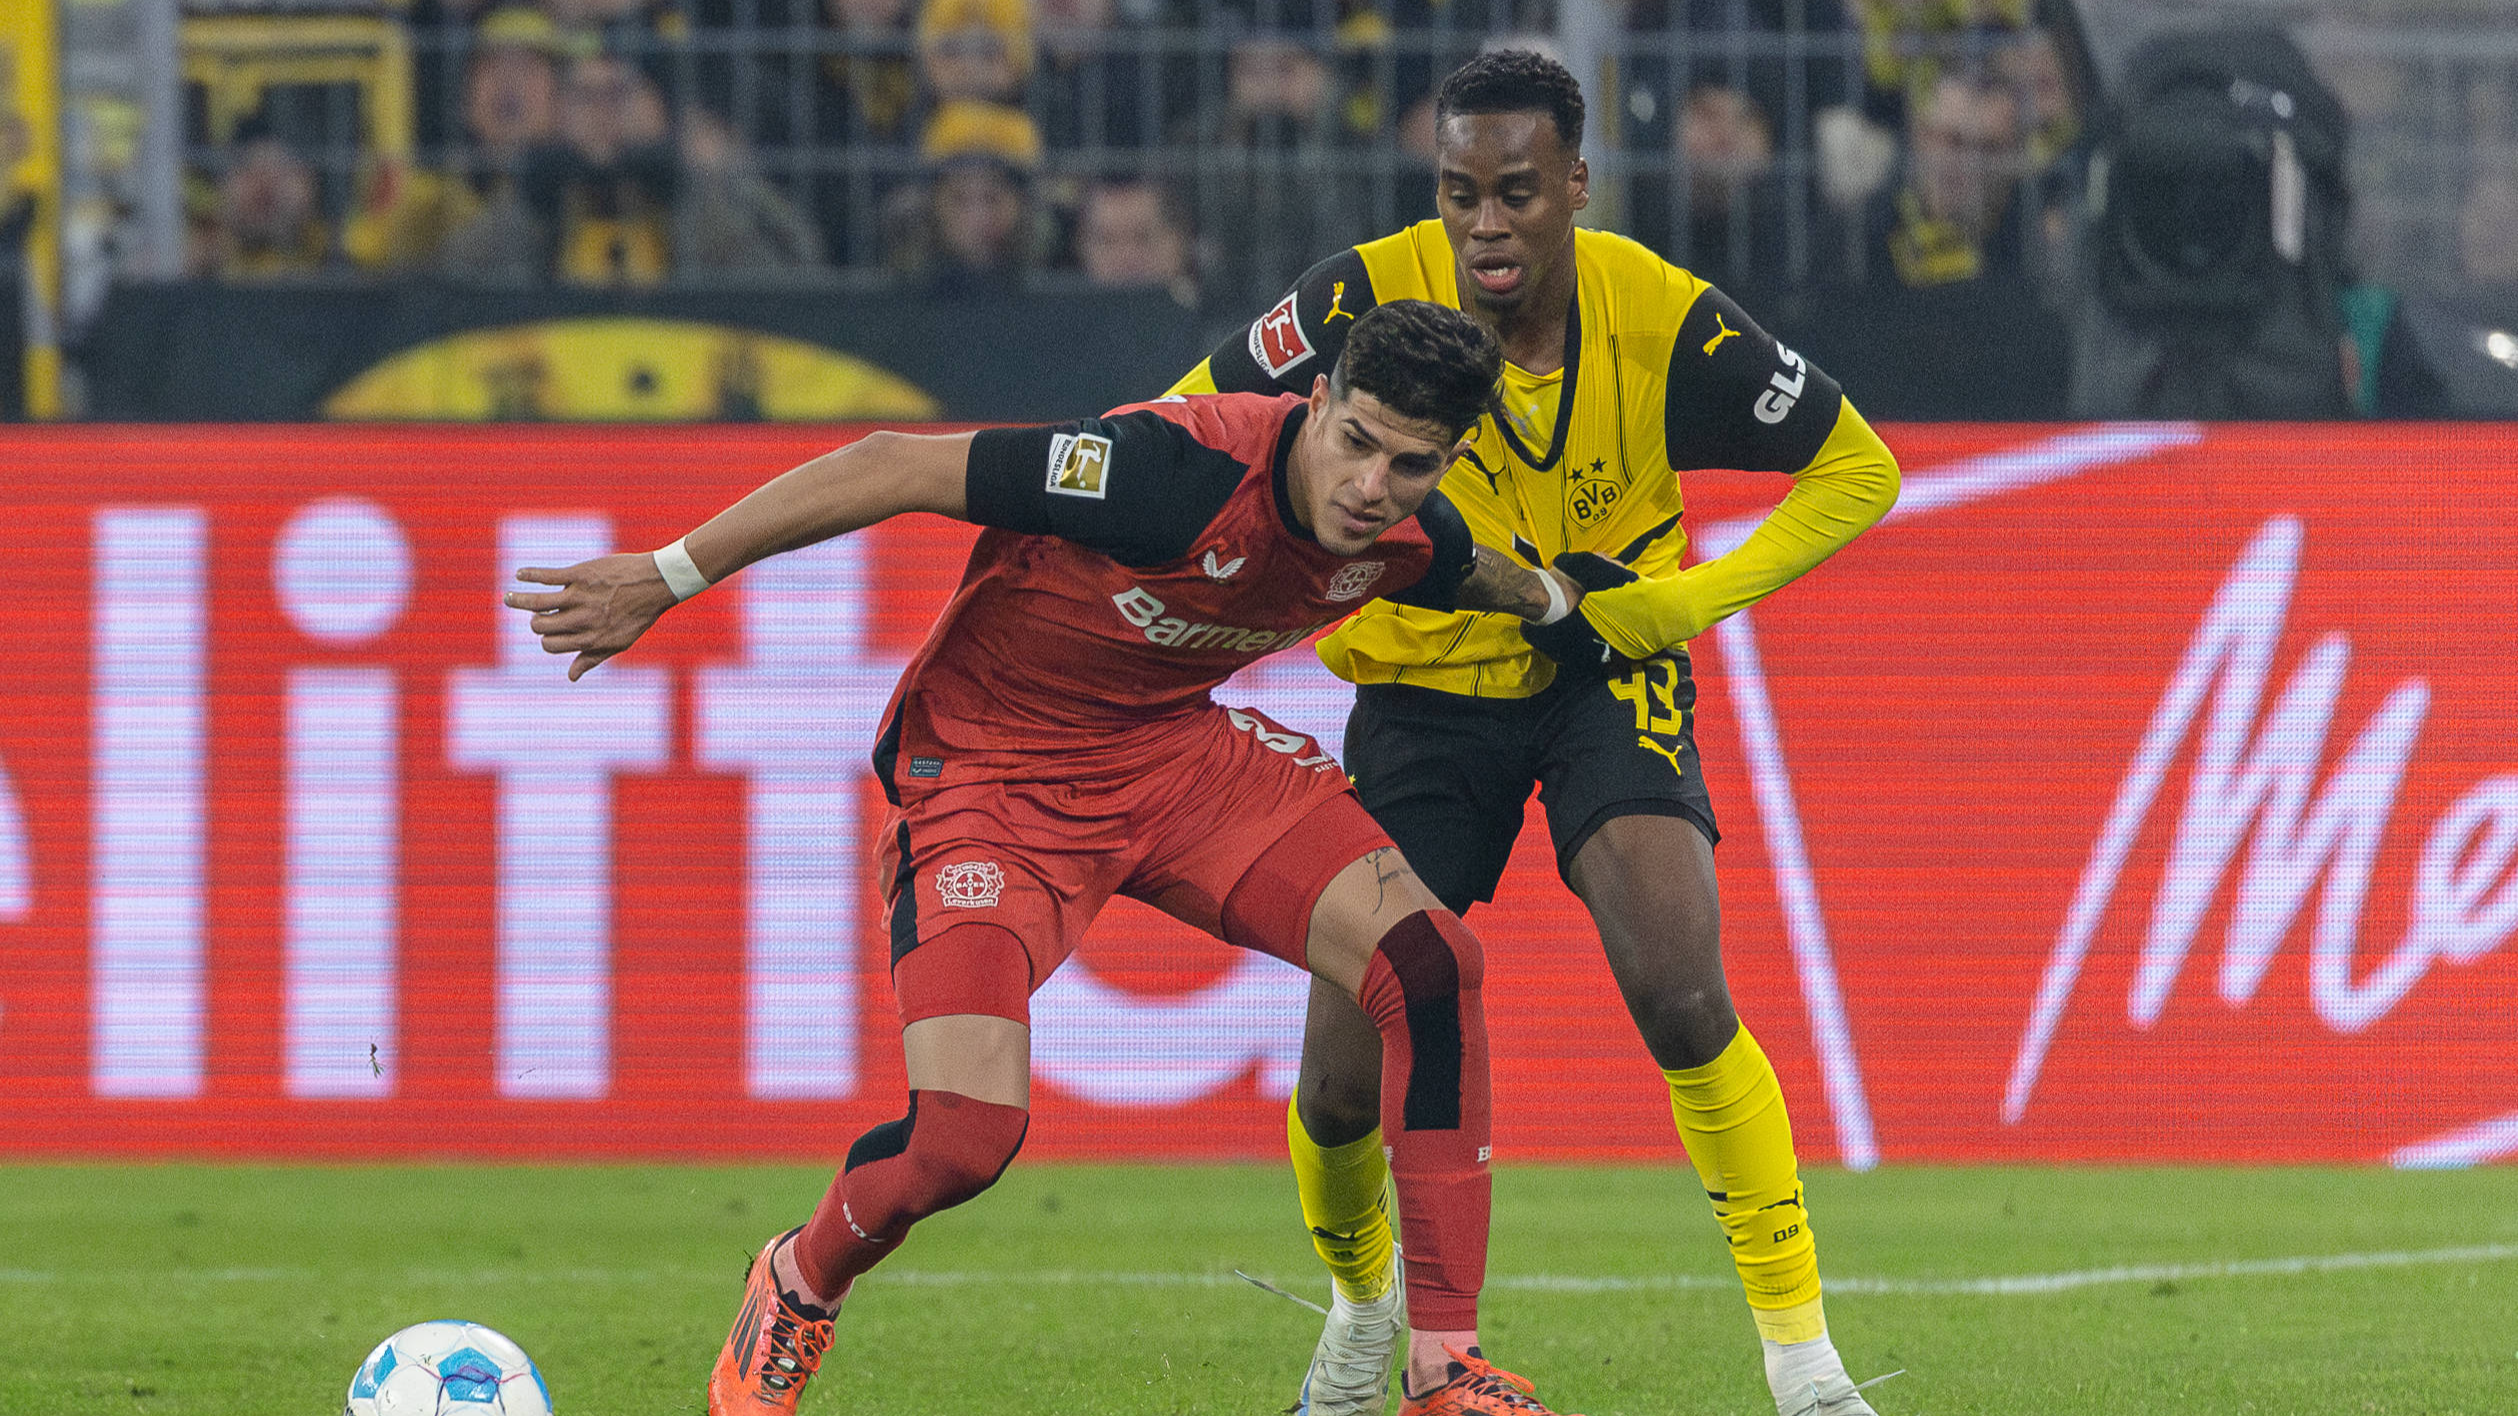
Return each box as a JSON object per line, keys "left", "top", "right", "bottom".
{"left": 343, "top": 1321, "right": 553, "bottom": 1414}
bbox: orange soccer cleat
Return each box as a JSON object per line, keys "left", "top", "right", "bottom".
{"left": 1398, "top": 1346, "right": 1584, "bottom": 1416}
{"left": 707, "top": 1229, "right": 836, "bottom": 1415}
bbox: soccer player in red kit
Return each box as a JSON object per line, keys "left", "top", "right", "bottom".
{"left": 507, "top": 302, "right": 1591, "bottom": 1416}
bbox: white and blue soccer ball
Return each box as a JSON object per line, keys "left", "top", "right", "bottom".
{"left": 344, "top": 1321, "right": 553, "bottom": 1414}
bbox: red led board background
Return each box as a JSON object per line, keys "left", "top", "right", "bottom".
{"left": 0, "top": 423, "right": 2511, "bottom": 1165}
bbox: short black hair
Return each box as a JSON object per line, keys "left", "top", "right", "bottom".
{"left": 1435, "top": 49, "right": 1585, "bottom": 153}
{"left": 1329, "top": 300, "right": 1501, "bottom": 439}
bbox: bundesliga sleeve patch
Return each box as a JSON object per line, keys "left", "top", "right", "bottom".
{"left": 1045, "top": 431, "right": 1114, "bottom": 498}
{"left": 1248, "top": 292, "right": 1315, "bottom": 378}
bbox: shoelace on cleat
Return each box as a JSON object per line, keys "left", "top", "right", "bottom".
{"left": 753, "top": 1306, "right": 832, "bottom": 1393}
{"left": 1427, "top": 1347, "right": 1564, "bottom": 1415}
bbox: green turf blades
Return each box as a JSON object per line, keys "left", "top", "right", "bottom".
{"left": 3, "top": 1164, "right": 2516, "bottom": 1414}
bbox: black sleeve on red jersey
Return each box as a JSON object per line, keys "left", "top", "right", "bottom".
{"left": 1383, "top": 489, "right": 1478, "bottom": 611}
{"left": 965, "top": 409, "right": 1248, "bottom": 568}
{"left": 1199, "top": 248, "right": 1377, "bottom": 395}
{"left": 1663, "top": 285, "right": 1845, "bottom": 473}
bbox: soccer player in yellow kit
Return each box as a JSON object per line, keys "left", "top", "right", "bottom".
{"left": 1168, "top": 51, "right": 1901, "bottom": 1416}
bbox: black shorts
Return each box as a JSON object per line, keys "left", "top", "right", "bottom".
{"left": 1344, "top": 651, "right": 1720, "bottom": 916}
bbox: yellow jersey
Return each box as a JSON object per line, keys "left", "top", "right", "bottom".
{"left": 1170, "top": 220, "right": 1886, "bottom": 697}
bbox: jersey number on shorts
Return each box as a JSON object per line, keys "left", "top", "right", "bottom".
{"left": 1227, "top": 708, "right": 1337, "bottom": 770}
{"left": 1608, "top": 661, "right": 1686, "bottom": 734}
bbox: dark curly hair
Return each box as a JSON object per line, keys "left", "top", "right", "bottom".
{"left": 1329, "top": 300, "right": 1502, "bottom": 439}
{"left": 1435, "top": 49, "right": 1586, "bottom": 153}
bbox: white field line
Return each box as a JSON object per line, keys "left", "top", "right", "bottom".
{"left": 10, "top": 1243, "right": 2516, "bottom": 1296}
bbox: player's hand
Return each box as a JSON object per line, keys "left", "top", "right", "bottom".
{"left": 502, "top": 553, "right": 680, "bottom": 681}
{"left": 1519, "top": 551, "right": 1638, "bottom": 675}
{"left": 1578, "top": 556, "right": 1726, "bottom": 657}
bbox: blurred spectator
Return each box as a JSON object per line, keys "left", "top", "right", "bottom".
{"left": 1624, "top": 0, "right": 1858, "bottom": 133}
{"left": 1074, "top": 174, "right": 1195, "bottom": 303}
{"left": 443, "top": 51, "right": 679, "bottom": 284}
{"left": 546, "top": 0, "right": 693, "bottom": 56}
{"left": 1038, "top": 0, "right": 1181, "bottom": 152}
{"left": 1871, "top": 70, "right": 2025, "bottom": 287}
{"left": 896, "top": 98, "right": 1043, "bottom": 295}
{"left": 1625, "top": 0, "right": 1873, "bottom": 266}
{"left": 1663, "top": 85, "right": 1796, "bottom": 286}
{"left": 1992, "top": 26, "right": 2075, "bottom": 168}
{"left": 349, "top": 6, "right": 571, "bottom": 273}
{"left": 1852, "top": 0, "right": 2031, "bottom": 126}
{"left": 1223, "top": 32, "right": 1334, "bottom": 142}
{"left": 676, "top": 107, "right": 828, "bottom": 274}
{"left": 2460, "top": 164, "right": 2518, "bottom": 289}
{"left": 192, "top": 129, "right": 334, "bottom": 280}
{"left": 919, "top": 0, "right": 1033, "bottom": 106}
{"left": 817, "top": 0, "right": 921, "bottom": 145}
{"left": 468, "top": 8, "right": 571, "bottom": 171}
{"left": 778, "top": 0, "right": 921, "bottom": 266}
{"left": 1190, "top": 21, "right": 1375, "bottom": 313}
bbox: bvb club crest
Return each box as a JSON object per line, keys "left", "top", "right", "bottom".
{"left": 1568, "top": 474, "right": 1622, "bottom": 528}
{"left": 935, "top": 860, "right": 1007, "bottom": 909}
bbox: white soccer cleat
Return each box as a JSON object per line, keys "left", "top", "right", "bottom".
{"left": 1294, "top": 1249, "right": 1407, "bottom": 1416}
{"left": 1774, "top": 1367, "right": 1902, "bottom": 1416}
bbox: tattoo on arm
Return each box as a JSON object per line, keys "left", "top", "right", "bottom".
{"left": 1454, "top": 544, "right": 1562, "bottom": 620}
{"left": 1364, "top": 846, "right": 1414, "bottom": 913}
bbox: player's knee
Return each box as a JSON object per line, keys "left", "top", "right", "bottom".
{"left": 1295, "top": 1067, "right": 1380, "bottom": 1146}
{"left": 1359, "top": 908, "right": 1485, "bottom": 1026}
{"left": 849, "top": 1088, "right": 1030, "bottom": 1219}
{"left": 1631, "top": 986, "right": 1739, "bottom": 1071}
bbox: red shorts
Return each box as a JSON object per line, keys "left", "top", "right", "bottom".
{"left": 878, "top": 704, "right": 1391, "bottom": 1025}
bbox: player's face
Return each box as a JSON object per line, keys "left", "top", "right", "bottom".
{"left": 1295, "top": 379, "right": 1463, "bottom": 556}
{"left": 1434, "top": 110, "right": 1588, "bottom": 315}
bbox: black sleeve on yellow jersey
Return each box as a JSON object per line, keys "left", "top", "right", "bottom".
{"left": 1383, "top": 489, "right": 1477, "bottom": 611}
{"left": 1197, "top": 249, "right": 1378, "bottom": 395}
{"left": 1663, "top": 285, "right": 1845, "bottom": 473}
{"left": 965, "top": 409, "right": 1248, "bottom": 568}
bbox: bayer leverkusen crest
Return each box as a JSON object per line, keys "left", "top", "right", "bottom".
{"left": 1325, "top": 561, "right": 1385, "bottom": 602}
{"left": 934, "top": 860, "right": 1006, "bottom": 909}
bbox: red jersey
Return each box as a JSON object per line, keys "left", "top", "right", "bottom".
{"left": 873, "top": 393, "right": 1475, "bottom": 787}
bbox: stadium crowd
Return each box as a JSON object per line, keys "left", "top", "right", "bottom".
{"left": 8, "top": 0, "right": 2518, "bottom": 419}
{"left": 170, "top": 0, "right": 2104, "bottom": 312}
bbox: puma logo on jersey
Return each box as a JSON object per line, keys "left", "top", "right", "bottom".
{"left": 1046, "top": 432, "right": 1113, "bottom": 497}
{"left": 1201, "top": 549, "right": 1247, "bottom": 581}
{"left": 1754, "top": 346, "right": 1808, "bottom": 425}
{"left": 1325, "top": 281, "right": 1356, "bottom": 322}
{"left": 1638, "top": 734, "right": 1687, "bottom": 778}
{"left": 1701, "top": 311, "right": 1741, "bottom": 355}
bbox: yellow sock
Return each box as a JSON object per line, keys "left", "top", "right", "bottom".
{"left": 1287, "top": 1090, "right": 1397, "bottom": 1302}
{"left": 1664, "top": 1024, "right": 1826, "bottom": 1344}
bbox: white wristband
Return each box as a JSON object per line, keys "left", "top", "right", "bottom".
{"left": 1534, "top": 569, "right": 1572, "bottom": 625}
{"left": 653, "top": 537, "right": 712, "bottom": 602}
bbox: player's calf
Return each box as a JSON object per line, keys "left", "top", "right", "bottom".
{"left": 710, "top": 1090, "right": 1029, "bottom": 1413}
{"left": 795, "top": 1089, "right": 1031, "bottom": 1299}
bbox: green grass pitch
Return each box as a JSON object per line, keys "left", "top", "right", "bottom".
{"left": 5, "top": 1162, "right": 2515, "bottom": 1414}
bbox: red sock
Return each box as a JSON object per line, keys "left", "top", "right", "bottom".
{"left": 792, "top": 1089, "right": 1030, "bottom": 1301}
{"left": 1354, "top": 909, "right": 1492, "bottom": 1332}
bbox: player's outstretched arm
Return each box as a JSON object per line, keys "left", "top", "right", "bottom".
{"left": 504, "top": 429, "right": 977, "bottom": 679}
{"left": 1578, "top": 403, "right": 1898, "bottom": 657}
